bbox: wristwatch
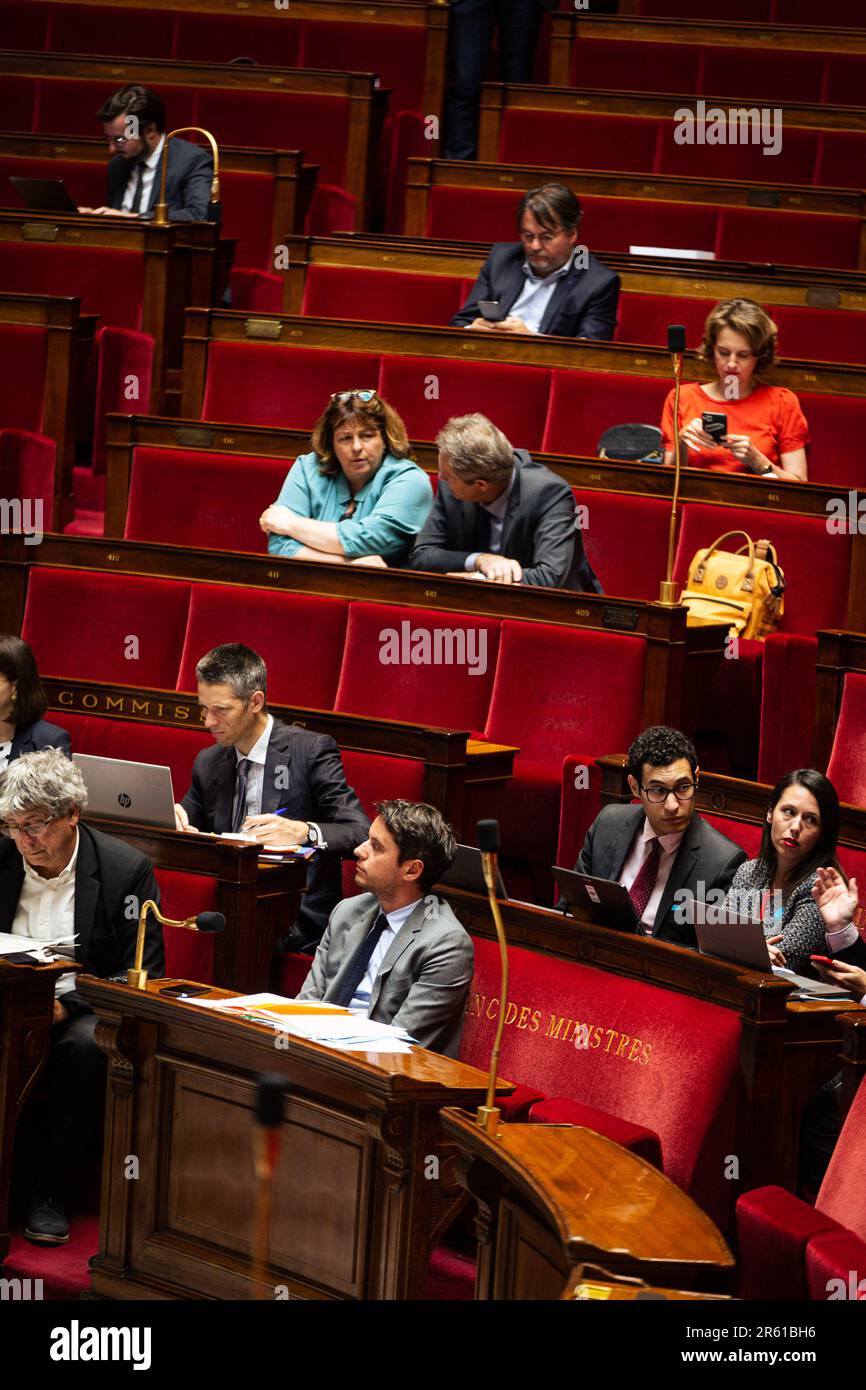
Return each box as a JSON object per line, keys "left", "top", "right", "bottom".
{"left": 306, "top": 823, "right": 323, "bottom": 848}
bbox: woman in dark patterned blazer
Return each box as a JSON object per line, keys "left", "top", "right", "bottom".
{"left": 0, "top": 635, "right": 71, "bottom": 774}
{"left": 725, "top": 768, "right": 843, "bottom": 974}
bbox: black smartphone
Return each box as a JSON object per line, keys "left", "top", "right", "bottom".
{"left": 701, "top": 411, "right": 728, "bottom": 442}
{"left": 478, "top": 299, "right": 502, "bottom": 322}
{"left": 159, "top": 983, "right": 211, "bottom": 999}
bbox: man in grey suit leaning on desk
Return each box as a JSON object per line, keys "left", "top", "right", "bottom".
{"left": 297, "top": 800, "right": 475, "bottom": 1058}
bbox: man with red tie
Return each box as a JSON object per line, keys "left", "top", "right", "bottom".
{"left": 571, "top": 726, "right": 746, "bottom": 947}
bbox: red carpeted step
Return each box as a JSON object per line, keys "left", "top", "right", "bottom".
{"left": 423, "top": 1245, "right": 476, "bottom": 1300}
{"left": 4, "top": 1211, "right": 99, "bottom": 1300}
{"left": 64, "top": 510, "right": 105, "bottom": 536}
{"left": 72, "top": 466, "right": 106, "bottom": 511}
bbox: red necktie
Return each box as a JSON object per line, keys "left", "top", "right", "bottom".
{"left": 629, "top": 838, "right": 662, "bottom": 922}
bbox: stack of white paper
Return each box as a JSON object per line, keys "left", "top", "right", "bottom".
{"left": 187, "top": 992, "right": 415, "bottom": 1051}
{"left": 0, "top": 931, "right": 77, "bottom": 961}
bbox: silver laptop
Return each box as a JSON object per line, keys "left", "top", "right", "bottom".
{"left": 696, "top": 911, "right": 849, "bottom": 998}
{"left": 73, "top": 753, "right": 176, "bottom": 829}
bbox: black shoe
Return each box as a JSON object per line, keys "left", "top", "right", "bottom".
{"left": 25, "top": 1194, "right": 69, "bottom": 1246}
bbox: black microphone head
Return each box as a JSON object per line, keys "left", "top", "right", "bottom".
{"left": 196, "top": 911, "right": 226, "bottom": 934}
{"left": 255, "top": 1074, "right": 285, "bottom": 1128}
{"left": 476, "top": 819, "right": 500, "bottom": 853}
{"left": 667, "top": 324, "right": 687, "bottom": 353}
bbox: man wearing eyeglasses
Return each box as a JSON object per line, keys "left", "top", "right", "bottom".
{"left": 0, "top": 749, "right": 163, "bottom": 1246}
{"left": 77, "top": 84, "right": 213, "bottom": 221}
{"left": 568, "top": 726, "right": 746, "bottom": 947}
{"left": 451, "top": 183, "right": 620, "bottom": 340}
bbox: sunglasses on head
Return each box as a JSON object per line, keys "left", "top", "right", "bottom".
{"left": 330, "top": 389, "right": 377, "bottom": 404}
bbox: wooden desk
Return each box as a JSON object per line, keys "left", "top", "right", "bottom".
{"left": 440, "top": 1108, "right": 734, "bottom": 1298}
{"left": 82, "top": 818, "right": 306, "bottom": 994}
{"left": 0, "top": 959, "right": 71, "bottom": 1263}
{"left": 78, "top": 976, "right": 503, "bottom": 1300}
{"left": 562, "top": 1268, "right": 732, "bottom": 1300}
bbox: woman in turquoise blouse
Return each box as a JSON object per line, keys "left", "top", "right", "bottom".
{"left": 259, "top": 390, "right": 433, "bottom": 566}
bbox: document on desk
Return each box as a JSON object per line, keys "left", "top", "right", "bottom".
{"left": 0, "top": 931, "right": 77, "bottom": 959}
{"left": 187, "top": 992, "right": 415, "bottom": 1050}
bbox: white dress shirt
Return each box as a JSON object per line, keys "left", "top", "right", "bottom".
{"left": 464, "top": 466, "right": 518, "bottom": 572}
{"left": 509, "top": 249, "right": 577, "bottom": 334}
{"left": 826, "top": 919, "right": 866, "bottom": 1005}
{"left": 121, "top": 133, "right": 165, "bottom": 214}
{"left": 350, "top": 899, "right": 417, "bottom": 1012}
{"left": 0, "top": 740, "right": 11, "bottom": 773}
{"left": 12, "top": 829, "right": 79, "bottom": 996}
{"left": 618, "top": 818, "right": 685, "bottom": 933}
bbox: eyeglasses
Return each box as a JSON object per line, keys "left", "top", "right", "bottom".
{"left": 1, "top": 815, "right": 58, "bottom": 839}
{"left": 330, "top": 390, "right": 377, "bottom": 404}
{"left": 519, "top": 231, "right": 559, "bottom": 246}
{"left": 640, "top": 782, "right": 696, "bottom": 804}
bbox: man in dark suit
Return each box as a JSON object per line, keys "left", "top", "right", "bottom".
{"left": 78, "top": 84, "right": 213, "bottom": 222}
{"left": 0, "top": 749, "right": 163, "bottom": 1245}
{"left": 174, "top": 643, "right": 369, "bottom": 949}
{"left": 443, "top": 0, "right": 558, "bottom": 161}
{"left": 298, "top": 799, "right": 474, "bottom": 1057}
{"left": 451, "top": 184, "right": 620, "bottom": 340}
{"left": 570, "top": 726, "right": 747, "bottom": 948}
{"left": 409, "top": 413, "right": 601, "bottom": 591}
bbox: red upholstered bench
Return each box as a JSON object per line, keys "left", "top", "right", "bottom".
{"left": 124, "top": 446, "right": 288, "bottom": 553}
{"left": 736, "top": 1072, "right": 866, "bottom": 1300}
{"left": 22, "top": 567, "right": 191, "bottom": 688}
{"left": 572, "top": 490, "right": 671, "bottom": 602}
{"left": 156, "top": 866, "right": 218, "bottom": 985}
{"left": 200, "top": 342, "right": 383, "bottom": 429}
{"left": 0, "top": 428, "right": 55, "bottom": 532}
{"left": 301, "top": 265, "right": 467, "bottom": 328}
{"left": 379, "top": 356, "right": 552, "bottom": 453}
{"left": 460, "top": 935, "right": 741, "bottom": 1226}
{"left": 542, "top": 367, "right": 671, "bottom": 458}
{"left": 177, "top": 583, "right": 349, "bottom": 711}
{"left": 826, "top": 673, "right": 866, "bottom": 807}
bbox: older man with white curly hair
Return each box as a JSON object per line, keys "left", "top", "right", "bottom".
{"left": 0, "top": 748, "right": 163, "bottom": 1246}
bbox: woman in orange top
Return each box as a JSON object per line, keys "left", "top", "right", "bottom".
{"left": 661, "top": 298, "right": 809, "bottom": 482}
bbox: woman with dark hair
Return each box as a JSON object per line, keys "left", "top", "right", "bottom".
{"left": 259, "top": 390, "right": 433, "bottom": 567}
{"left": 661, "top": 297, "right": 809, "bottom": 482}
{"left": 725, "top": 768, "right": 842, "bottom": 974}
{"left": 0, "top": 635, "right": 71, "bottom": 772}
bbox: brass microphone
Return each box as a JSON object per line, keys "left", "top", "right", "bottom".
{"left": 475, "top": 819, "right": 509, "bottom": 1137}
{"left": 151, "top": 126, "right": 220, "bottom": 226}
{"left": 128, "top": 902, "right": 225, "bottom": 990}
{"left": 659, "top": 323, "right": 686, "bottom": 606}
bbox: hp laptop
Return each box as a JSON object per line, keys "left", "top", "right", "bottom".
{"left": 73, "top": 753, "right": 176, "bottom": 829}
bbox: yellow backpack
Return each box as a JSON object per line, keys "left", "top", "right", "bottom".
{"left": 680, "top": 530, "right": 785, "bottom": 639}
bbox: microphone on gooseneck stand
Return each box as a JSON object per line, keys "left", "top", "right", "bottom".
{"left": 659, "top": 325, "right": 687, "bottom": 606}
{"left": 252, "top": 1073, "right": 286, "bottom": 1300}
{"left": 475, "top": 820, "right": 510, "bottom": 1137}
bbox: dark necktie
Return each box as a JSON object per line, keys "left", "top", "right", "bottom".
{"left": 475, "top": 506, "right": 492, "bottom": 554}
{"left": 231, "top": 757, "right": 251, "bottom": 833}
{"left": 130, "top": 160, "right": 148, "bottom": 214}
{"left": 628, "top": 838, "right": 662, "bottom": 924}
{"left": 329, "top": 911, "right": 390, "bottom": 1008}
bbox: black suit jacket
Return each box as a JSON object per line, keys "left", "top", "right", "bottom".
{"left": 451, "top": 243, "right": 620, "bottom": 340}
{"left": 837, "top": 933, "right": 866, "bottom": 968}
{"left": 0, "top": 822, "right": 163, "bottom": 1019}
{"left": 106, "top": 136, "right": 214, "bottom": 222}
{"left": 180, "top": 718, "right": 370, "bottom": 948}
{"left": 10, "top": 719, "right": 71, "bottom": 761}
{"left": 575, "top": 803, "right": 747, "bottom": 948}
{"left": 409, "top": 449, "right": 601, "bottom": 592}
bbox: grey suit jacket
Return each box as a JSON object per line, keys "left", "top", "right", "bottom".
{"left": 576, "top": 803, "right": 747, "bottom": 949}
{"left": 409, "top": 450, "right": 601, "bottom": 592}
{"left": 297, "top": 891, "right": 475, "bottom": 1058}
{"left": 106, "top": 135, "right": 214, "bottom": 221}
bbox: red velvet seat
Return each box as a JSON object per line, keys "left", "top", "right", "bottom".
{"left": 461, "top": 937, "right": 741, "bottom": 1225}
{"left": 1, "top": 156, "right": 105, "bottom": 213}
{"left": 196, "top": 91, "right": 349, "bottom": 190}
{"left": 757, "top": 634, "right": 818, "bottom": 784}
{"left": 826, "top": 673, "right": 866, "bottom": 807}
{"left": 177, "top": 584, "right": 349, "bottom": 710}
{"left": 568, "top": 38, "right": 701, "bottom": 93}
{"left": 637, "top": 0, "right": 772, "bottom": 14}
{"left": 797, "top": 392, "right": 866, "bottom": 488}
{"left": 529, "top": 1097, "right": 663, "bottom": 1169}
{"left": 660, "top": 124, "right": 819, "bottom": 187}
{"left": 302, "top": 266, "right": 467, "bottom": 328}
{"left": 736, "top": 1073, "right": 866, "bottom": 1300}
{"left": 0, "top": 1, "right": 49, "bottom": 48}
{"left": 479, "top": 621, "right": 646, "bottom": 867}
{"left": 124, "top": 446, "right": 286, "bottom": 552}
{"left": 21, "top": 568, "right": 191, "bottom": 687}
{"left": 825, "top": 55, "right": 866, "bottom": 107}
{"left": 616, "top": 293, "right": 715, "bottom": 349}
{"left": 46, "top": 3, "right": 176, "bottom": 58}
{"left": 34, "top": 78, "right": 196, "bottom": 139}
{"left": 0, "top": 325, "right": 49, "bottom": 434}
{"left": 572, "top": 490, "right": 671, "bottom": 601}
{"left": 156, "top": 868, "right": 218, "bottom": 985}
{"left": 302, "top": 20, "right": 427, "bottom": 118}
{"left": 334, "top": 602, "right": 500, "bottom": 734}
{"left": 340, "top": 750, "right": 426, "bottom": 819}
{"left": 498, "top": 110, "right": 661, "bottom": 174}
{"left": 378, "top": 356, "right": 551, "bottom": 451}
{"left": 580, "top": 195, "right": 719, "bottom": 257}
{"left": 199, "top": 343, "right": 382, "bottom": 428}
{"left": 699, "top": 47, "right": 823, "bottom": 104}
{"left": 425, "top": 186, "right": 518, "bottom": 242}
{"left": 773, "top": 305, "right": 866, "bottom": 368}
{"left": 775, "top": 0, "right": 865, "bottom": 23}
{"left": 542, "top": 367, "right": 670, "bottom": 458}
{"left": 218, "top": 169, "right": 284, "bottom": 277}
{"left": 715, "top": 207, "right": 861, "bottom": 271}
{"left": 175, "top": 12, "right": 303, "bottom": 66}
{"left": 0, "top": 429, "right": 55, "bottom": 527}
{"left": 700, "top": 814, "right": 764, "bottom": 861}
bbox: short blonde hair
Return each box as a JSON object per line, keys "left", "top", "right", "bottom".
{"left": 436, "top": 414, "right": 514, "bottom": 484}
{"left": 699, "top": 297, "right": 778, "bottom": 373}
